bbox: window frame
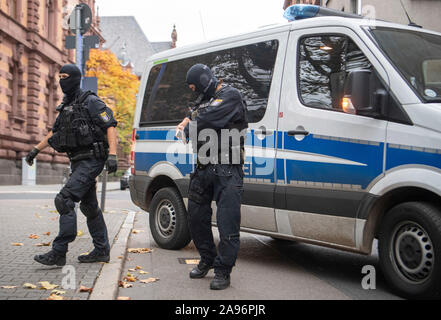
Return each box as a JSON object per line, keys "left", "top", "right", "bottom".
{"left": 295, "top": 31, "right": 412, "bottom": 124}
{"left": 139, "top": 40, "right": 280, "bottom": 127}
{"left": 296, "top": 32, "right": 360, "bottom": 114}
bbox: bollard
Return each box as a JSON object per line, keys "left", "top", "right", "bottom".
{"left": 100, "top": 168, "right": 107, "bottom": 212}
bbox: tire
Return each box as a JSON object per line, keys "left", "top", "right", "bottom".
{"left": 378, "top": 202, "right": 441, "bottom": 299}
{"left": 149, "top": 187, "right": 191, "bottom": 250}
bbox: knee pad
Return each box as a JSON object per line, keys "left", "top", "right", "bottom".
{"left": 80, "top": 202, "right": 99, "bottom": 219}
{"left": 54, "top": 193, "right": 75, "bottom": 215}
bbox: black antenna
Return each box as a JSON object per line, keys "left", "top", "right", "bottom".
{"left": 400, "top": 0, "right": 422, "bottom": 28}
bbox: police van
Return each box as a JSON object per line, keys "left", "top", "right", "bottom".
{"left": 129, "top": 5, "right": 441, "bottom": 298}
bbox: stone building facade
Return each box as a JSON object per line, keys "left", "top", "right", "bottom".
{"left": 0, "top": 0, "right": 102, "bottom": 185}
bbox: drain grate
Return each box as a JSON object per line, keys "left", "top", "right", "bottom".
{"left": 178, "top": 258, "right": 200, "bottom": 265}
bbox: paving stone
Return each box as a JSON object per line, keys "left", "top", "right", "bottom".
{"left": 0, "top": 198, "right": 126, "bottom": 300}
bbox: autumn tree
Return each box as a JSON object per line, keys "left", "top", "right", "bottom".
{"left": 86, "top": 49, "right": 140, "bottom": 154}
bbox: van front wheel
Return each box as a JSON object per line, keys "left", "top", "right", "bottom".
{"left": 378, "top": 202, "right": 441, "bottom": 299}
{"left": 149, "top": 187, "right": 191, "bottom": 250}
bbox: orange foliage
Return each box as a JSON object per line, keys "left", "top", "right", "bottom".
{"left": 86, "top": 49, "right": 140, "bottom": 153}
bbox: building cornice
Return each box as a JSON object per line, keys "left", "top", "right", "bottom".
{"left": 0, "top": 11, "right": 68, "bottom": 66}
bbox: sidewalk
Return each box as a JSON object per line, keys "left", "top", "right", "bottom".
{"left": 0, "top": 194, "right": 128, "bottom": 300}
{"left": 0, "top": 182, "right": 120, "bottom": 193}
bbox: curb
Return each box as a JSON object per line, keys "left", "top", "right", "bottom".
{"left": 89, "top": 211, "right": 136, "bottom": 300}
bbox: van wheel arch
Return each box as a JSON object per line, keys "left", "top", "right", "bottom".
{"left": 145, "top": 175, "right": 184, "bottom": 210}
{"left": 372, "top": 187, "right": 441, "bottom": 238}
{"left": 359, "top": 187, "right": 441, "bottom": 254}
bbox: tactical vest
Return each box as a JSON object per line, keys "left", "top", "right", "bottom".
{"left": 193, "top": 86, "right": 249, "bottom": 165}
{"left": 49, "top": 91, "right": 107, "bottom": 154}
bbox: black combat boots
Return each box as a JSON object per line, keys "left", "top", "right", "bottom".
{"left": 34, "top": 250, "right": 66, "bottom": 266}
{"left": 189, "top": 262, "right": 213, "bottom": 279}
{"left": 78, "top": 249, "right": 110, "bottom": 263}
{"left": 210, "top": 273, "right": 230, "bottom": 290}
{"left": 210, "top": 273, "right": 231, "bottom": 290}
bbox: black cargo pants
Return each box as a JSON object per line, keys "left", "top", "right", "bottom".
{"left": 52, "top": 157, "right": 110, "bottom": 255}
{"left": 188, "top": 164, "right": 244, "bottom": 276}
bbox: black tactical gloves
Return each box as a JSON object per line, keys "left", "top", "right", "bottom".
{"left": 25, "top": 148, "right": 40, "bottom": 166}
{"left": 106, "top": 154, "right": 118, "bottom": 174}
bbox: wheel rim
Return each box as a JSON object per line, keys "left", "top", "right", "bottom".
{"left": 391, "top": 221, "right": 435, "bottom": 284}
{"left": 155, "top": 200, "right": 176, "bottom": 238}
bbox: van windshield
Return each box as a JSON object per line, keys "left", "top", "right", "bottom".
{"left": 370, "top": 27, "right": 441, "bottom": 103}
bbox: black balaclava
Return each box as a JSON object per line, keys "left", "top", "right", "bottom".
{"left": 59, "top": 64, "right": 82, "bottom": 101}
{"left": 186, "top": 64, "right": 219, "bottom": 101}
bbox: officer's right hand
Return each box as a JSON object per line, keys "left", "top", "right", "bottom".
{"left": 25, "top": 147, "right": 40, "bottom": 166}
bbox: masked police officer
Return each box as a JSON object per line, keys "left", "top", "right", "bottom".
{"left": 176, "top": 64, "right": 248, "bottom": 290}
{"left": 26, "top": 64, "right": 118, "bottom": 266}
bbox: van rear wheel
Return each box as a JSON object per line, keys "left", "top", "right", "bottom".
{"left": 149, "top": 187, "right": 191, "bottom": 250}
{"left": 378, "top": 202, "right": 441, "bottom": 299}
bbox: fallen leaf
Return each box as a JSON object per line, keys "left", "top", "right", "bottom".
{"left": 1, "top": 286, "right": 17, "bottom": 289}
{"left": 79, "top": 286, "right": 93, "bottom": 293}
{"left": 47, "top": 294, "right": 64, "bottom": 300}
{"left": 128, "top": 248, "right": 152, "bottom": 254}
{"left": 51, "top": 217, "right": 58, "bottom": 221}
{"left": 123, "top": 275, "right": 137, "bottom": 283}
{"left": 117, "top": 256, "right": 123, "bottom": 259}
{"left": 11, "top": 243, "right": 24, "bottom": 246}
{"left": 29, "top": 234, "right": 40, "bottom": 239}
{"left": 131, "top": 229, "right": 144, "bottom": 234}
{"left": 35, "top": 242, "right": 51, "bottom": 247}
{"left": 135, "top": 266, "right": 143, "bottom": 270}
{"left": 118, "top": 281, "right": 133, "bottom": 289}
{"left": 128, "top": 268, "right": 136, "bottom": 272}
{"left": 35, "top": 214, "right": 42, "bottom": 219}
{"left": 77, "top": 230, "right": 84, "bottom": 237}
{"left": 117, "top": 296, "right": 131, "bottom": 300}
{"left": 43, "top": 232, "right": 51, "bottom": 236}
{"left": 49, "top": 210, "right": 58, "bottom": 213}
{"left": 39, "top": 281, "right": 59, "bottom": 290}
{"left": 51, "top": 289, "right": 66, "bottom": 295}
{"left": 139, "top": 270, "right": 149, "bottom": 275}
{"left": 140, "top": 278, "right": 159, "bottom": 284}
{"left": 23, "top": 283, "right": 37, "bottom": 289}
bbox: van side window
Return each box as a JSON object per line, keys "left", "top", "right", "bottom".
{"left": 140, "top": 40, "right": 279, "bottom": 126}
{"left": 298, "top": 35, "right": 372, "bottom": 111}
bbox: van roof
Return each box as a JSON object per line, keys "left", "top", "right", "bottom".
{"left": 146, "top": 16, "right": 441, "bottom": 65}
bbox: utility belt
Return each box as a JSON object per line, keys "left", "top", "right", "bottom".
{"left": 67, "top": 142, "right": 108, "bottom": 162}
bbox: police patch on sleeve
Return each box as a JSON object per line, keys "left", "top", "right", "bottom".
{"left": 210, "top": 99, "right": 223, "bottom": 107}
{"left": 100, "top": 111, "right": 110, "bottom": 122}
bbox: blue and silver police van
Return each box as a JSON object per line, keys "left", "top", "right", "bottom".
{"left": 129, "top": 5, "right": 441, "bottom": 298}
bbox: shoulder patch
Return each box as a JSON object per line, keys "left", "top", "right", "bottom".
{"left": 100, "top": 111, "right": 110, "bottom": 122}
{"left": 210, "top": 99, "right": 223, "bottom": 107}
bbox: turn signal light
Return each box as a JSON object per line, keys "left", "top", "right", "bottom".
{"left": 342, "top": 97, "right": 356, "bottom": 114}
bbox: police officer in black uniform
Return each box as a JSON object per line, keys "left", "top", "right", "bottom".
{"left": 25, "top": 64, "right": 118, "bottom": 266}
{"left": 177, "top": 64, "right": 248, "bottom": 290}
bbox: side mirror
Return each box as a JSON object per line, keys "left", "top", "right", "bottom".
{"left": 343, "top": 70, "right": 387, "bottom": 117}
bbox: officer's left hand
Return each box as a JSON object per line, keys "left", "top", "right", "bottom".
{"left": 106, "top": 154, "right": 118, "bottom": 174}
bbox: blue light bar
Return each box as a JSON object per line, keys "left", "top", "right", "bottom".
{"left": 283, "top": 4, "right": 362, "bottom": 22}
{"left": 283, "top": 4, "right": 320, "bottom": 21}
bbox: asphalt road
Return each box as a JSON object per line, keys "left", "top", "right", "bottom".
{"left": 0, "top": 187, "right": 402, "bottom": 300}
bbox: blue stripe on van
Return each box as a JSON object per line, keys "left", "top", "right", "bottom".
{"left": 135, "top": 129, "right": 441, "bottom": 189}
{"left": 386, "top": 146, "right": 441, "bottom": 171}
{"left": 283, "top": 133, "right": 384, "bottom": 189}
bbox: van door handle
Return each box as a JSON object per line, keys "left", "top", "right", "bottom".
{"left": 287, "top": 130, "right": 309, "bottom": 136}
{"left": 254, "top": 130, "right": 273, "bottom": 136}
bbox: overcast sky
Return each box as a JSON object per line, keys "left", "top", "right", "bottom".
{"left": 95, "top": 0, "right": 287, "bottom": 46}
